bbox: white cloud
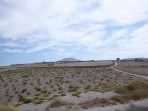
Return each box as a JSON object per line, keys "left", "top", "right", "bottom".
{"left": 106, "top": 29, "right": 130, "bottom": 44}
{"left": 25, "top": 40, "right": 56, "bottom": 53}
{"left": 0, "top": 0, "right": 148, "bottom": 59}
{"left": 85, "top": 0, "right": 148, "bottom": 24}
{"left": 122, "top": 24, "right": 148, "bottom": 54}
{"left": 0, "top": 41, "right": 17, "bottom": 47}
{"left": 98, "top": 24, "right": 148, "bottom": 59}
{"left": 5, "top": 49, "right": 22, "bottom": 53}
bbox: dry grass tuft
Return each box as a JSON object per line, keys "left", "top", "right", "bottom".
{"left": 79, "top": 98, "right": 114, "bottom": 109}
{"left": 78, "top": 80, "right": 148, "bottom": 109}
{"left": 111, "top": 96, "right": 129, "bottom": 104}
{"left": 0, "top": 104, "right": 19, "bottom": 111}
{"left": 47, "top": 98, "right": 73, "bottom": 108}
{"left": 114, "top": 81, "right": 148, "bottom": 95}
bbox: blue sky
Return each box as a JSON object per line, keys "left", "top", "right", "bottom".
{"left": 0, "top": 0, "right": 148, "bottom": 66}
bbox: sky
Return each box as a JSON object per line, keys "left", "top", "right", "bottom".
{"left": 0, "top": 0, "right": 148, "bottom": 66}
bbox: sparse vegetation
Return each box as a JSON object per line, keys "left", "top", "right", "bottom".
{"left": 0, "top": 61, "right": 148, "bottom": 110}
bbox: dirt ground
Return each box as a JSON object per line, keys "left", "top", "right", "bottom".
{"left": 0, "top": 61, "right": 148, "bottom": 111}
{"left": 115, "top": 61, "right": 148, "bottom": 76}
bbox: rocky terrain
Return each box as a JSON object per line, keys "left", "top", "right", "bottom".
{"left": 0, "top": 60, "right": 148, "bottom": 111}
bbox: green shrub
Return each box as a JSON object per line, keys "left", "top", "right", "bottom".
{"left": 61, "top": 93, "right": 66, "bottom": 96}
{"left": 72, "top": 92, "right": 80, "bottom": 97}
{"left": 35, "top": 87, "right": 41, "bottom": 91}
{"left": 114, "top": 86, "right": 129, "bottom": 94}
{"left": 33, "top": 99, "right": 44, "bottom": 104}
{"left": 68, "top": 85, "right": 78, "bottom": 92}
{"left": 58, "top": 86, "right": 63, "bottom": 91}
{"left": 18, "top": 94, "right": 24, "bottom": 102}
{"left": 41, "top": 90, "right": 47, "bottom": 94}
{"left": 23, "top": 99, "right": 32, "bottom": 104}
{"left": 35, "top": 93, "right": 40, "bottom": 96}
{"left": 84, "top": 85, "right": 91, "bottom": 90}
{"left": 26, "top": 92, "right": 31, "bottom": 95}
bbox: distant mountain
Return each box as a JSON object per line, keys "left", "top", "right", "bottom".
{"left": 59, "top": 57, "right": 80, "bottom": 62}
{"left": 121, "top": 58, "right": 148, "bottom": 61}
